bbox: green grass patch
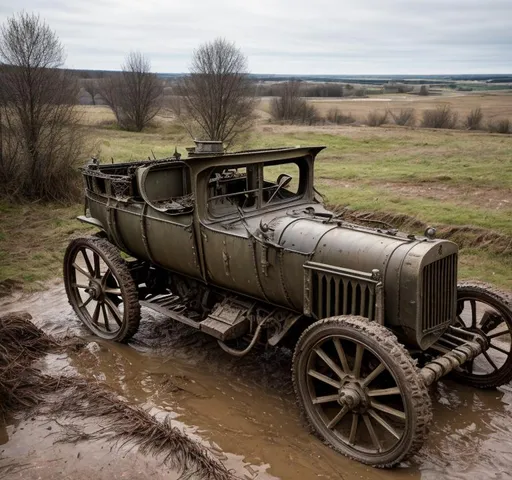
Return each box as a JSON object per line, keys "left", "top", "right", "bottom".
{"left": 1, "top": 121, "right": 510, "bottom": 291}
{"left": 0, "top": 202, "right": 93, "bottom": 289}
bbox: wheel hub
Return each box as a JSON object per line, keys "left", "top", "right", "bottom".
{"left": 338, "top": 381, "right": 369, "bottom": 413}
{"left": 85, "top": 281, "right": 103, "bottom": 300}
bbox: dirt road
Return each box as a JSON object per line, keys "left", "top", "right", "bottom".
{"left": 2, "top": 281, "right": 512, "bottom": 479}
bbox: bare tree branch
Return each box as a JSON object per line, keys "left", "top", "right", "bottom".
{"left": 171, "top": 38, "right": 256, "bottom": 149}
{"left": 99, "top": 52, "right": 163, "bottom": 132}
{"left": 82, "top": 77, "right": 100, "bottom": 105}
{"left": 0, "top": 12, "right": 85, "bottom": 201}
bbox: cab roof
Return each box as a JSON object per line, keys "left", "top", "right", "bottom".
{"left": 183, "top": 145, "right": 325, "bottom": 172}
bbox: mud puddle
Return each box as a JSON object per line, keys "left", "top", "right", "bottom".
{"left": 0, "top": 417, "right": 183, "bottom": 479}
{"left": 2, "top": 282, "right": 512, "bottom": 479}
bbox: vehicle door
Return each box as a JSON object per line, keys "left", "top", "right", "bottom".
{"left": 200, "top": 165, "right": 266, "bottom": 299}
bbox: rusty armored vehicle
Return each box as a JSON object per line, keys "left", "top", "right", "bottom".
{"left": 64, "top": 141, "right": 512, "bottom": 467}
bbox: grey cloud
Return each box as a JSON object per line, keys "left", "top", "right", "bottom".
{"left": 0, "top": 0, "right": 510, "bottom": 73}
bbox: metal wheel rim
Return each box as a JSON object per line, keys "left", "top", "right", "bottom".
{"left": 67, "top": 245, "right": 126, "bottom": 339}
{"left": 455, "top": 295, "right": 512, "bottom": 376}
{"left": 304, "top": 334, "right": 408, "bottom": 456}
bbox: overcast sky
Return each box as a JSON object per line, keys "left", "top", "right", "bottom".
{"left": 0, "top": 0, "right": 511, "bottom": 74}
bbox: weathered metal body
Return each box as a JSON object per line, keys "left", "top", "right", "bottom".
{"left": 81, "top": 146, "right": 457, "bottom": 350}
{"left": 69, "top": 144, "right": 512, "bottom": 467}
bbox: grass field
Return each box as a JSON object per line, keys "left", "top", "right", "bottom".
{"left": 0, "top": 95, "right": 511, "bottom": 291}
{"left": 259, "top": 91, "right": 512, "bottom": 123}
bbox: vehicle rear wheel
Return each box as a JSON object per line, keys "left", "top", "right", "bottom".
{"left": 292, "top": 316, "right": 431, "bottom": 467}
{"left": 63, "top": 237, "right": 140, "bottom": 342}
{"left": 451, "top": 282, "right": 512, "bottom": 388}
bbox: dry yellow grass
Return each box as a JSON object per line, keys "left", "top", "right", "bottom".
{"left": 259, "top": 91, "right": 512, "bottom": 123}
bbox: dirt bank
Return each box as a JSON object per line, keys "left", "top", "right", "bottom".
{"left": 2, "top": 282, "right": 512, "bottom": 479}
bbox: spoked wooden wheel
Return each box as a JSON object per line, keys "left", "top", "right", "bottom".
{"left": 451, "top": 283, "right": 512, "bottom": 388}
{"left": 63, "top": 237, "right": 140, "bottom": 342}
{"left": 293, "top": 316, "right": 431, "bottom": 467}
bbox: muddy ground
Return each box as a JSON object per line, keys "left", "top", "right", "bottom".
{"left": 2, "top": 280, "right": 512, "bottom": 480}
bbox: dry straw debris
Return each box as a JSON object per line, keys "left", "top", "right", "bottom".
{"left": 0, "top": 312, "right": 234, "bottom": 480}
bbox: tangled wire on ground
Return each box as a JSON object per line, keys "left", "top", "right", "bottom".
{"left": 0, "top": 312, "right": 234, "bottom": 480}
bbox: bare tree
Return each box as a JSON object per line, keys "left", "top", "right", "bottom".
{"left": 82, "top": 77, "right": 100, "bottom": 105}
{"left": 99, "top": 52, "right": 162, "bottom": 132}
{"left": 172, "top": 38, "right": 256, "bottom": 148}
{"left": 0, "top": 12, "right": 85, "bottom": 201}
{"left": 270, "top": 81, "right": 319, "bottom": 125}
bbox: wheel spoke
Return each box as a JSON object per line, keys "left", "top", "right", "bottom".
{"left": 361, "top": 363, "right": 386, "bottom": 388}
{"left": 78, "top": 295, "right": 93, "bottom": 309}
{"left": 333, "top": 338, "right": 350, "bottom": 374}
{"left": 104, "top": 297, "right": 123, "bottom": 326}
{"left": 369, "top": 410, "right": 401, "bottom": 440}
{"left": 312, "top": 394, "right": 340, "bottom": 405}
{"left": 314, "top": 347, "right": 347, "bottom": 380}
{"left": 470, "top": 299, "right": 477, "bottom": 328}
{"left": 101, "top": 303, "right": 111, "bottom": 332}
{"left": 490, "top": 343, "right": 510, "bottom": 355}
{"left": 348, "top": 413, "right": 359, "bottom": 445}
{"left": 488, "top": 329, "right": 510, "bottom": 339}
{"left": 483, "top": 351, "right": 499, "bottom": 371}
{"left": 368, "top": 386, "right": 401, "bottom": 397}
{"left": 370, "top": 400, "right": 406, "bottom": 420}
{"left": 81, "top": 249, "right": 95, "bottom": 276}
{"left": 72, "top": 283, "right": 89, "bottom": 289}
{"left": 327, "top": 406, "right": 348, "bottom": 429}
{"left": 352, "top": 343, "right": 364, "bottom": 378}
{"left": 92, "top": 302, "right": 101, "bottom": 325}
{"left": 72, "top": 263, "right": 93, "bottom": 281}
{"left": 454, "top": 314, "right": 465, "bottom": 327}
{"left": 307, "top": 369, "right": 341, "bottom": 389}
{"left": 101, "top": 269, "right": 112, "bottom": 288}
{"left": 362, "top": 414, "right": 382, "bottom": 452}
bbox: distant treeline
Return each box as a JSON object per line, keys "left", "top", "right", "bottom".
{"left": 69, "top": 69, "right": 512, "bottom": 85}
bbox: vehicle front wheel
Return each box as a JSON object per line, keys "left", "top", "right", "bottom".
{"left": 63, "top": 237, "right": 140, "bottom": 342}
{"left": 451, "top": 282, "right": 512, "bottom": 388}
{"left": 292, "top": 316, "right": 432, "bottom": 467}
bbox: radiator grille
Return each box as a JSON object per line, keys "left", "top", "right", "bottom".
{"left": 311, "top": 271, "right": 377, "bottom": 320}
{"left": 421, "top": 254, "right": 457, "bottom": 332}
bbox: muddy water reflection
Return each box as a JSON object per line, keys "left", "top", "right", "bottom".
{"left": 2, "top": 283, "right": 512, "bottom": 479}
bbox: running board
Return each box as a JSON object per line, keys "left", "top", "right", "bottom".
{"left": 140, "top": 295, "right": 201, "bottom": 329}
{"left": 140, "top": 294, "right": 252, "bottom": 341}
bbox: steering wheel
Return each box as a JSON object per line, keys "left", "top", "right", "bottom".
{"left": 276, "top": 174, "right": 292, "bottom": 190}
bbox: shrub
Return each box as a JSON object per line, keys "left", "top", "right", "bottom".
{"left": 388, "top": 108, "right": 416, "bottom": 126}
{"left": 366, "top": 110, "right": 388, "bottom": 127}
{"left": 100, "top": 52, "right": 163, "bottom": 132}
{"left": 326, "top": 108, "right": 356, "bottom": 125}
{"left": 270, "top": 81, "right": 320, "bottom": 124}
{"left": 464, "top": 108, "right": 484, "bottom": 130}
{"left": 419, "top": 85, "right": 429, "bottom": 96}
{"left": 0, "top": 12, "right": 85, "bottom": 201}
{"left": 421, "top": 105, "right": 458, "bottom": 129}
{"left": 353, "top": 88, "right": 367, "bottom": 98}
{"left": 488, "top": 118, "right": 510, "bottom": 134}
